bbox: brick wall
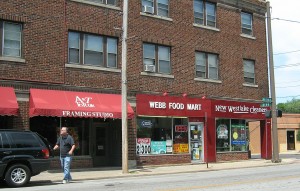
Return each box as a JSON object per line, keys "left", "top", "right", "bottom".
{"left": 216, "top": 152, "right": 249, "bottom": 162}
{"left": 13, "top": 101, "right": 29, "bottom": 130}
{"left": 136, "top": 154, "right": 191, "bottom": 166}
{"left": 50, "top": 157, "right": 93, "bottom": 169}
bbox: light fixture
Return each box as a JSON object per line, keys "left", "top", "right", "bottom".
{"left": 182, "top": 93, "right": 187, "bottom": 97}
{"left": 163, "top": 92, "right": 168, "bottom": 96}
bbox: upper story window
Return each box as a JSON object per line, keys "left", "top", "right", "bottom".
{"left": 143, "top": 43, "right": 171, "bottom": 74}
{"left": 68, "top": 31, "right": 118, "bottom": 68}
{"left": 243, "top": 59, "right": 255, "bottom": 84}
{"left": 0, "top": 21, "right": 22, "bottom": 58}
{"left": 142, "top": 0, "right": 169, "bottom": 17}
{"left": 241, "top": 12, "right": 253, "bottom": 36}
{"left": 195, "top": 52, "right": 218, "bottom": 80}
{"left": 194, "top": 0, "right": 216, "bottom": 27}
{"left": 84, "top": 0, "right": 118, "bottom": 6}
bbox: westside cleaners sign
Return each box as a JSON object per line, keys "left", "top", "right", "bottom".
{"left": 136, "top": 94, "right": 209, "bottom": 117}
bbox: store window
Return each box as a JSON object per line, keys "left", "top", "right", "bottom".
{"left": 136, "top": 117, "right": 188, "bottom": 155}
{"left": 216, "top": 119, "right": 248, "bottom": 152}
{"left": 30, "top": 117, "right": 90, "bottom": 156}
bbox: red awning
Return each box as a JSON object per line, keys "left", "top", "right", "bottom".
{"left": 29, "top": 89, "right": 134, "bottom": 119}
{"left": 0, "top": 87, "right": 19, "bottom": 116}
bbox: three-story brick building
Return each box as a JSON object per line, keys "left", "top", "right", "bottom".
{"left": 0, "top": 0, "right": 271, "bottom": 168}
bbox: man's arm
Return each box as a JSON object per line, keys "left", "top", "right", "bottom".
{"left": 68, "top": 145, "right": 76, "bottom": 155}
{"left": 53, "top": 144, "right": 59, "bottom": 150}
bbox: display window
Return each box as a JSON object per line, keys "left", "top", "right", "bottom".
{"left": 136, "top": 117, "right": 188, "bottom": 155}
{"left": 216, "top": 119, "right": 248, "bottom": 152}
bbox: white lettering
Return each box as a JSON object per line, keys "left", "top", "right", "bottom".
{"left": 215, "top": 105, "right": 227, "bottom": 112}
{"left": 187, "top": 104, "right": 202, "bottom": 111}
{"left": 62, "top": 111, "right": 114, "bottom": 118}
{"left": 169, "top": 102, "right": 185, "bottom": 110}
{"left": 149, "top": 101, "right": 166, "bottom": 109}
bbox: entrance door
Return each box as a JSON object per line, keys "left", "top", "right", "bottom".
{"left": 91, "top": 124, "right": 107, "bottom": 166}
{"left": 287, "top": 131, "right": 295, "bottom": 150}
{"left": 189, "top": 123, "right": 204, "bottom": 162}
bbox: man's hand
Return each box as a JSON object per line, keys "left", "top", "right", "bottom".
{"left": 53, "top": 145, "right": 59, "bottom": 150}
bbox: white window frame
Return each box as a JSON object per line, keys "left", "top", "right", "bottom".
{"left": 241, "top": 12, "right": 253, "bottom": 36}
{"left": 2, "top": 21, "right": 22, "bottom": 58}
{"left": 243, "top": 59, "right": 255, "bottom": 84}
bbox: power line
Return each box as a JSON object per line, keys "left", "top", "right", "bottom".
{"left": 274, "top": 63, "right": 300, "bottom": 69}
{"left": 272, "top": 18, "right": 300, "bottom": 24}
{"left": 274, "top": 50, "right": 300, "bottom": 55}
{"left": 277, "top": 95, "right": 300, "bottom": 99}
{"left": 277, "top": 84, "right": 300, "bottom": 88}
{"left": 276, "top": 79, "right": 300, "bottom": 84}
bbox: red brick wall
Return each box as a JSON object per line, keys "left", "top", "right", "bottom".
{"left": 13, "top": 101, "right": 29, "bottom": 130}
{"left": 50, "top": 157, "right": 93, "bottom": 169}
{"left": 136, "top": 154, "right": 191, "bottom": 166}
{"left": 216, "top": 152, "right": 249, "bottom": 162}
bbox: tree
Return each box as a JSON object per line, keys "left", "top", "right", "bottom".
{"left": 277, "top": 99, "right": 300, "bottom": 113}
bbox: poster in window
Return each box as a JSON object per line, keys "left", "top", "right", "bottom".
{"left": 136, "top": 138, "right": 151, "bottom": 155}
{"left": 151, "top": 141, "right": 166, "bottom": 154}
{"left": 217, "top": 124, "right": 228, "bottom": 139}
{"left": 173, "top": 143, "right": 189, "bottom": 153}
{"left": 231, "top": 124, "right": 246, "bottom": 145}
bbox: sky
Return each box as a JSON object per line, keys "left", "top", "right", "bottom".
{"left": 269, "top": 0, "right": 300, "bottom": 103}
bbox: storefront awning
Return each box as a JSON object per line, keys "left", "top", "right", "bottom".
{"left": 0, "top": 87, "right": 19, "bottom": 116}
{"left": 29, "top": 89, "right": 134, "bottom": 119}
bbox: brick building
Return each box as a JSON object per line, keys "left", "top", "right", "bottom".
{"left": 0, "top": 0, "right": 270, "bottom": 168}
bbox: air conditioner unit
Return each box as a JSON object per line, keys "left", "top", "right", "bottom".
{"left": 143, "top": 6, "right": 154, "bottom": 14}
{"left": 144, "top": 65, "right": 156, "bottom": 72}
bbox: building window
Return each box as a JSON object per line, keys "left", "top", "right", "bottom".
{"left": 141, "top": 0, "right": 169, "bottom": 17}
{"left": 243, "top": 59, "right": 255, "bottom": 84}
{"left": 194, "top": 0, "right": 216, "bottom": 27}
{"left": 0, "top": 21, "right": 22, "bottom": 58}
{"left": 216, "top": 119, "right": 248, "bottom": 152}
{"left": 195, "top": 52, "right": 218, "bottom": 80}
{"left": 143, "top": 43, "right": 171, "bottom": 74}
{"left": 84, "top": 0, "right": 118, "bottom": 6}
{"left": 68, "top": 32, "right": 118, "bottom": 68}
{"left": 241, "top": 12, "right": 253, "bottom": 35}
{"left": 136, "top": 117, "right": 189, "bottom": 155}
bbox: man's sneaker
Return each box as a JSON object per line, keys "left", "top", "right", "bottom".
{"left": 62, "top": 180, "right": 67, "bottom": 184}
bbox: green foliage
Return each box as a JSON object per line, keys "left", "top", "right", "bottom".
{"left": 277, "top": 99, "right": 300, "bottom": 113}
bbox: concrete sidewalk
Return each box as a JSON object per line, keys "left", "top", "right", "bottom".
{"left": 31, "top": 158, "right": 299, "bottom": 183}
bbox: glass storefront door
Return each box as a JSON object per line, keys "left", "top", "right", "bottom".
{"left": 189, "top": 123, "right": 204, "bottom": 162}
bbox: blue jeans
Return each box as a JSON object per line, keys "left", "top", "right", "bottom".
{"left": 60, "top": 156, "right": 72, "bottom": 181}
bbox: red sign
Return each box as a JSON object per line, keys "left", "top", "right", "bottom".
{"left": 212, "top": 100, "right": 267, "bottom": 119}
{"left": 136, "top": 94, "right": 210, "bottom": 117}
{"left": 175, "top": 125, "right": 188, "bottom": 132}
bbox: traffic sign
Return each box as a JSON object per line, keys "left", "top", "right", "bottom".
{"left": 262, "top": 97, "right": 272, "bottom": 103}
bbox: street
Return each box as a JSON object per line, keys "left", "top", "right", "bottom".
{"left": 1, "top": 161, "right": 300, "bottom": 191}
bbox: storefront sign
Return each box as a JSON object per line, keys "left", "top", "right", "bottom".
{"left": 151, "top": 141, "right": 167, "bottom": 154}
{"left": 137, "top": 94, "right": 209, "bottom": 117}
{"left": 212, "top": 100, "right": 268, "bottom": 119}
{"left": 140, "top": 120, "right": 153, "bottom": 128}
{"left": 175, "top": 125, "right": 188, "bottom": 132}
{"left": 173, "top": 143, "right": 189, "bottom": 153}
{"left": 75, "top": 96, "right": 95, "bottom": 108}
{"left": 136, "top": 138, "right": 151, "bottom": 155}
{"left": 62, "top": 111, "right": 114, "bottom": 118}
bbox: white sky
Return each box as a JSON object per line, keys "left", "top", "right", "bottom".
{"left": 269, "top": 0, "right": 300, "bottom": 103}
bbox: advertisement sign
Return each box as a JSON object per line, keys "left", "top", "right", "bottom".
{"left": 151, "top": 141, "right": 167, "bottom": 154}
{"left": 231, "top": 124, "right": 246, "bottom": 145}
{"left": 217, "top": 124, "right": 229, "bottom": 139}
{"left": 173, "top": 143, "right": 189, "bottom": 153}
{"left": 175, "top": 125, "right": 188, "bottom": 132}
{"left": 192, "top": 148, "right": 200, "bottom": 160}
{"left": 139, "top": 119, "right": 153, "bottom": 128}
{"left": 136, "top": 138, "right": 151, "bottom": 155}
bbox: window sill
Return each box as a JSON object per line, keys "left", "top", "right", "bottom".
{"left": 65, "top": 63, "right": 121, "bottom": 73}
{"left": 193, "top": 23, "right": 220, "bottom": 32}
{"left": 0, "top": 56, "right": 26, "bottom": 63}
{"left": 240, "top": 34, "right": 256, "bottom": 40}
{"left": 243, "top": 83, "right": 258, "bottom": 88}
{"left": 141, "top": 72, "right": 174, "bottom": 79}
{"left": 69, "top": 0, "right": 121, "bottom": 11}
{"left": 140, "top": 12, "right": 173, "bottom": 22}
{"left": 194, "top": 78, "right": 222, "bottom": 84}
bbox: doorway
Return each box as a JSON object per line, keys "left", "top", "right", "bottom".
{"left": 189, "top": 122, "right": 204, "bottom": 162}
{"left": 287, "top": 130, "right": 295, "bottom": 150}
{"left": 91, "top": 120, "right": 122, "bottom": 167}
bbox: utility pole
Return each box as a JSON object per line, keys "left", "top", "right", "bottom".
{"left": 121, "top": 0, "right": 129, "bottom": 173}
{"left": 266, "top": 1, "right": 280, "bottom": 163}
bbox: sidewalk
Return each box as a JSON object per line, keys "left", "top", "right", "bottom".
{"left": 31, "top": 158, "right": 299, "bottom": 183}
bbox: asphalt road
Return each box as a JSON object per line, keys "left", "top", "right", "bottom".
{"left": 2, "top": 162, "right": 300, "bottom": 191}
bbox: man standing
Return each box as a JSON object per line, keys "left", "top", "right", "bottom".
{"left": 54, "top": 127, "right": 76, "bottom": 184}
